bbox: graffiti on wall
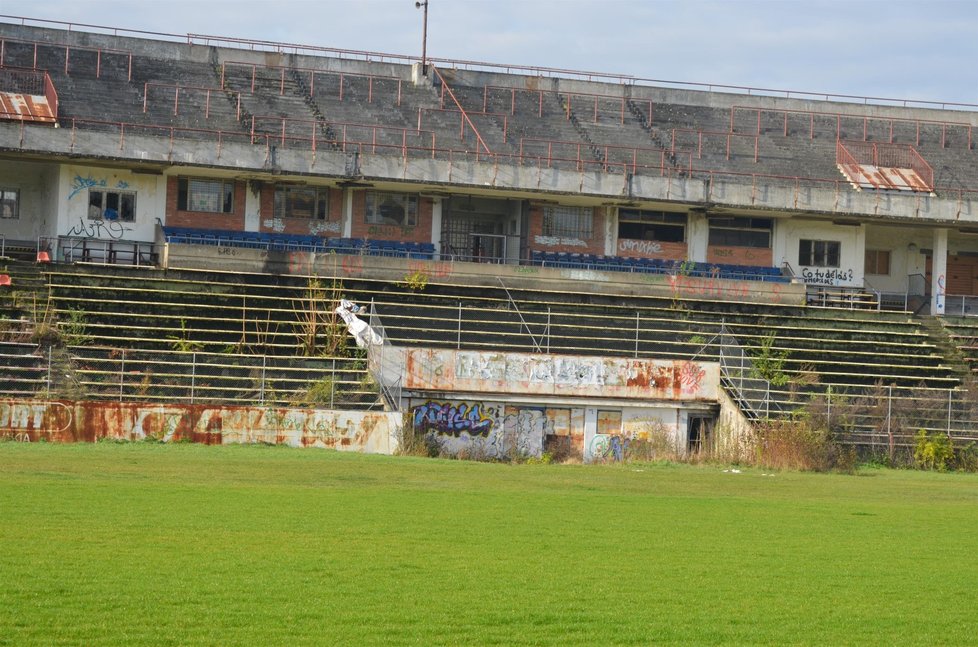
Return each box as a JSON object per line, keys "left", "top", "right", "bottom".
{"left": 413, "top": 400, "right": 496, "bottom": 437}
{"left": 534, "top": 235, "right": 587, "bottom": 248}
{"left": 405, "top": 349, "right": 719, "bottom": 401}
{"left": 66, "top": 217, "right": 132, "bottom": 239}
{"left": 0, "top": 400, "right": 397, "bottom": 452}
{"left": 801, "top": 267, "right": 854, "bottom": 286}
{"left": 409, "top": 400, "right": 557, "bottom": 459}
{"left": 618, "top": 239, "right": 662, "bottom": 255}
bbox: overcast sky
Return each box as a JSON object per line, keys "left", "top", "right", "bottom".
{"left": 9, "top": 0, "right": 978, "bottom": 107}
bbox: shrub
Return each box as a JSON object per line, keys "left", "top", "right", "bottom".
{"left": 913, "top": 430, "right": 954, "bottom": 471}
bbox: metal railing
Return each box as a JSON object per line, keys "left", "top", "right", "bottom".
{"left": 0, "top": 343, "right": 377, "bottom": 408}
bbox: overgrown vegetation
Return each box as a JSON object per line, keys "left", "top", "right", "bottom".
{"left": 292, "top": 275, "right": 348, "bottom": 357}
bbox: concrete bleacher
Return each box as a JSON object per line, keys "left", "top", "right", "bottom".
{"left": 38, "top": 264, "right": 382, "bottom": 407}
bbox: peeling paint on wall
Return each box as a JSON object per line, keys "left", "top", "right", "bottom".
{"left": 0, "top": 400, "right": 399, "bottom": 452}
{"left": 310, "top": 221, "right": 341, "bottom": 234}
{"left": 263, "top": 217, "right": 286, "bottom": 232}
{"left": 404, "top": 349, "right": 719, "bottom": 400}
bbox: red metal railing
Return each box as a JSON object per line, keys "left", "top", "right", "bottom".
{"left": 836, "top": 140, "right": 934, "bottom": 190}
{"left": 0, "top": 35, "right": 131, "bottom": 80}
{"left": 431, "top": 66, "right": 492, "bottom": 158}
{"left": 249, "top": 114, "right": 436, "bottom": 157}
{"left": 478, "top": 85, "right": 653, "bottom": 126}
{"left": 143, "top": 82, "right": 242, "bottom": 120}
{"left": 43, "top": 69, "right": 57, "bottom": 118}
{"left": 518, "top": 137, "right": 692, "bottom": 175}
{"left": 2, "top": 14, "right": 976, "bottom": 111}
{"left": 11, "top": 114, "right": 973, "bottom": 203}
{"left": 221, "top": 60, "right": 402, "bottom": 105}
{"left": 731, "top": 105, "right": 974, "bottom": 148}
{"left": 670, "top": 128, "right": 759, "bottom": 162}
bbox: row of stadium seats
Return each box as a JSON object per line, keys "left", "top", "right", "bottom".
{"left": 161, "top": 227, "right": 435, "bottom": 259}
{"left": 529, "top": 251, "right": 789, "bottom": 283}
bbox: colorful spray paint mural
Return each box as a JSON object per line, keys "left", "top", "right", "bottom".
{"left": 404, "top": 349, "right": 719, "bottom": 400}
{"left": 408, "top": 399, "right": 577, "bottom": 459}
{"left": 0, "top": 400, "right": 398, "bottom": 452}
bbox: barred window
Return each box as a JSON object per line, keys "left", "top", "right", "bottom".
{"left": 543, "top": 206, "right": 593, "bottom": 239}
{"left": 274, "top": 186, "right": 329, "bottom": 220}
{"left": 865, "top": 249, "right": 890, "bottom": 275}
{"left": 800, "top": 239, "right": 841, "bottom": 268}
{"left": 88, "top": 189, "right": 136, "bottom": 222}
{"left": 365, "top": 192, "right": 417, "bottom": 226}
{"left": 0, "top": 188, "right": 19, "bottom": 219}
{"left": 177, "top": 178, "right": 234, "bottom": 213}
{"left": 708, "top": 217, "right": 772, "bottom": 248}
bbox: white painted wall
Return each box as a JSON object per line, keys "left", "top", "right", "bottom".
{"left": 861, "top": 225, "right": 931, "bottom": 293}
{"left": 244, "top": 181, "right": 261, "bottom": 232}
{"left": 776, "top": 219, "right": 864, "bottom": 287}
{"left": 687, "top": 210, "right": 709, "bottom": 262}
{"left": 0, "top": 160, "right": 59, "bottom": 240}
{"left": 57, "top": 165, "right": 165, "bottom": 242}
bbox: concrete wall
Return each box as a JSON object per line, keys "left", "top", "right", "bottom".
{"left": 403, "top": 348, "right": 720, "bottom": 401}
{"left": 57, "top": 164, "right": 165, "bottom": 242}
{"left": 776, "top": 218, "right": 865, "bottom": 287}
{"left": 0, "top": 159, "right": 59, "bottom": 240}
{"left": 0, "top": 399, "right": 400, "bottom": 451}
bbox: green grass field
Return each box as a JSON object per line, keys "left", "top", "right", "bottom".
{"left": 1, "top": 443, "right": 977, "bottom": 646}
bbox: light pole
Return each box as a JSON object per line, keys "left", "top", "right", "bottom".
{"left": 415, "top": 0, "right": 428, "bottom": 76}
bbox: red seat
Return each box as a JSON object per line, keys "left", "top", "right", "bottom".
{"left": 0, "top": 274, "right": 11, "bottom": 286}
{"left": 36, "top": 251, "right": 51, "bottom": 263}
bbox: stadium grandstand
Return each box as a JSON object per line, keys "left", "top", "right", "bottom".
{"left": 1, "top": 16, "right": 977, "bottom": 458}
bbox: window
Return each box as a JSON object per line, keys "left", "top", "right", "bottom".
{"left": 0, "top": 188, "right": 19, "bottom": 219}
{"left": 865, "top": 249, "right": 890, "bottom": 275}
{"left": 543, "top": 205, "right": 593, "bottom": 239}
{"left": 274, "top": 186, "right": 329, "bottom": 220}
{"left": 365, "top": 192, "right": 417, "bottom": 226}
{"left": 177, "top": 178, "right": 234, "bottom": 213}
{"left": 88, "top": 189, "right": 136, "bottom": 222}
{"left": 707, "top": 217, "right": 773, "bottom": 248}
{"left": 618, "top": 209, "right": 685, "bottom": 242}
{"left": 800, "top": 239, "right": 841, "bottom": 267}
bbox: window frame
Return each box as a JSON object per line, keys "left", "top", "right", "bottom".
{"left": 365, "top": 191, "right": 418, "bottom": 227}
{"left": 0, "top": 188, "right": 19, "bottom": 220}
{"left": 865, "top": 249, "right": 891, "bottom": 276}
{"left": 800, "top": 239, "right": 841, "bottom": 268}
{"left": 88, "top": 188, "right": 136, "bottom": 222}
{"left": 707, "top": 217, "right": 773, "bottom": 249}
{"left": 177, "top": 177, "right": 235, "bottom": 214}
{"left": 617, "top": 209, "right": 686, "bottom": 243}
{"left": 542, "top": 205, "right": 594, "bottom": 240}
{"left": 274, "top": 185, "right": 330, "bottom": 220}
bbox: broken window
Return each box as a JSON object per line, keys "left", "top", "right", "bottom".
{"left": 365, "top": 191, "right": 418, "bottom": 226}
{"left": 274, "top": 186, "right": 329, "bottom": 220}
{"left": 88, "top": 189, "right": 136, "bottom": 222}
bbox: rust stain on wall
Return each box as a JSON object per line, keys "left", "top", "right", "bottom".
{"left": 0, "top": 400, "right": 399, "bottom": 452}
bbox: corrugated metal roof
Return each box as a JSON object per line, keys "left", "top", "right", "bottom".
{"left": 0, "top": 92, "right": 56, "bottom": 124}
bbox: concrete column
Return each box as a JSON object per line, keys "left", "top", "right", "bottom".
{"left": 243, "top": 182, "right": 260, "bottom": 232}
{"left": 342, "top": 188, "right": 353, "bottom": 238}
{"left": 605, "top": 207, "right": 617, "bottom": 256}
{"left": 430, "top": 197, "right": 442, "bottom": 258}
{"left": 931, "top": 227, "right": 948, "bottom": 315}
{"left": 687, "top": 210, "right": 708, "bottom": 262}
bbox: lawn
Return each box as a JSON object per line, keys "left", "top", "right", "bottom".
{"left": 1, "top": 443, "right": 976, "bottom": 646}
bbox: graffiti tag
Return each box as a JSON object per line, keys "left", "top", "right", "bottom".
{"left": 66, "top": 217, "right": 131, "bottom": 240}
{"left": 413, "top": 401, "right": 495, "bottom": 437}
